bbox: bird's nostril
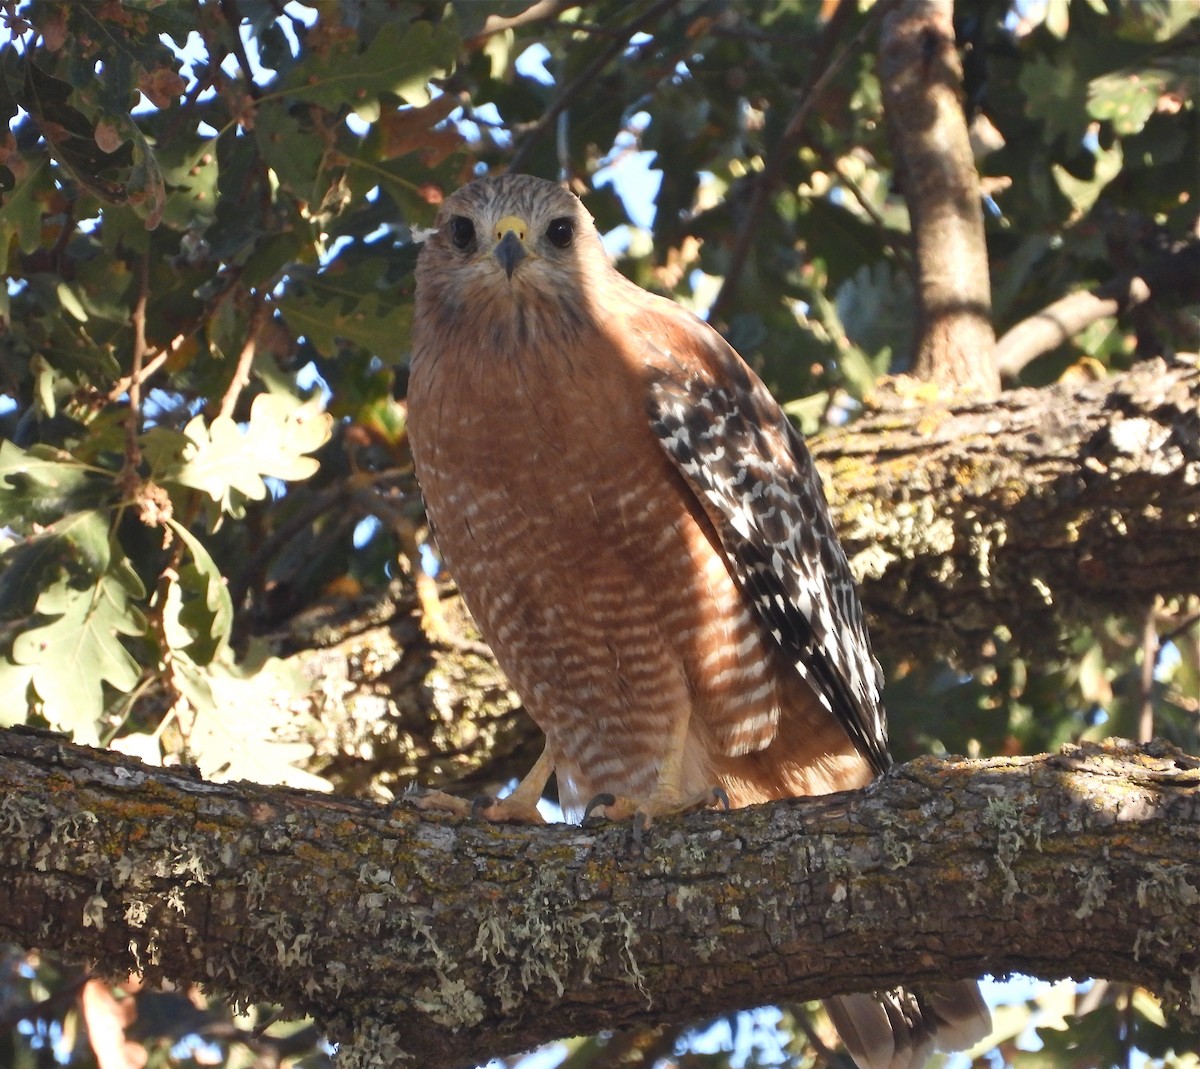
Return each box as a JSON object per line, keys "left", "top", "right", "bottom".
{"left": 494, "top": 215, "right": 528, "bottom": 243}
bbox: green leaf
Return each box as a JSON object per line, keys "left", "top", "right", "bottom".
{"left": 1053, "top": 140, "right": 1123, "bottom": 215}
{"left": 1111, "top": 0, "right": 1200, "bottom": 42}
{"left": 31, "top": 354, "right": 59, "bottom": 418}
{"left": 157, "top": 142, "right": 219, "bottom": 231}
{"left": 11, "top": 572, "right": 146, "bottom": 742}
{"left": 150, "top": 395, "right": 332, "bottom": 517}
{"left": 0, "top": 441, "right": 111, "bottom": 526}
{"left": 173, "top": 644, "right": 326, "bottom": 790}
{"left": 281, "top": 18, "right": 459, "bottom": 112}
{"left": 1088, "top": 66, "right": 1175, "bottom": 136}
{"left": 781, "top": 392, "right": 832, "bottom": 437}
{"left": 56, "top": 280, "right": 89, "bottom": 322}
{"left": 1019, "top": 54, "right": 1090, "bottom": 144}
{"left": 281, "top": 280, "right": 413, "bottom": 357}
{"left": 835, "top": 261, "right": 914, "bottom": 365}
{"left": 163, "top": 518, "right": 234, "bottom": 663}
{"left": 0, "top": 509, "right": 112, "bottom": 618}
{"left": 253, "top": 99, "right": 328, "bottom": 202}
{"left": 0, "top": 155, "right": 49, "bottom": 273}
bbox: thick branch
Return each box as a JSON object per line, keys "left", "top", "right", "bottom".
{"left": 2, "top": 730, "right": 1197, "bottom": 1069}
{"left": 879, "top": 1, "right": 998, "bottom": 396}
{"left": 262, "top": 359, "right": 1198, "bottom": 798}
{"left": 817, "top": 357, "right": 1200, "bottom": 662}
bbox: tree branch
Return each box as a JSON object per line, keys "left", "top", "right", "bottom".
{"left": 506, "top": 0, "right": 679, "bottom": 176}
{"left": 817, "top": 357, "right": 1199, "bottom": 662}
{"left": 249, "top": 359, "right": 1198, "bottom": 801}
{"left": 2, "top": 730, "right": 1197, "bottom": 1069}
{"left": 995, "top": 242, "right": 1200, "bottom": 380}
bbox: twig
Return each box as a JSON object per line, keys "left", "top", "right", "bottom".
{"left": 218, "top": 0, "right": 261, "bottom": 97}
{"left": 123, "top": 254, "right": 150, "bottom": 479}
{"left": 466, "top": 0, "right": 578, "bottom": 46}
{"left": 804, "top": 133, "right": 908, "bottom": 264}
{"left": 1160, "top": 611, "right": 1200, "bottom": 648}
{"left": 709, "top": 0, "right": 896, "bottom": 325}
{"left": 507, "top": 0, "right": 679, "bottom": 175}
{"left": 106, "top": 347, "right": 172, "bottom": 403}
{"left": 1139, "top": 600, "right": 1160, "bottom": 744}
{"left": 217, "top": 296, "right": 269, "bottom": 420}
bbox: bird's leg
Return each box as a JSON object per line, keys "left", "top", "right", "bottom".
{"left": 411, "top": 742, "right": 554, "bottom": 825}
{"left": 584, "top": 713, "right": 728, "bottom": 830}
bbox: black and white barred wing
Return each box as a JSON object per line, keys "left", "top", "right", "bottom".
{"left": 647, "top": 356, "right": 891, "bottom": 776}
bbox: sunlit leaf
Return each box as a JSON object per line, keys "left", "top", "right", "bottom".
{"left": 0, "top": 656, "right": 35, "bottom": 726}
{"left": 1088, "top": 67, "right": 1175, "bottom": 135}
{"left": 163, "top": 518, "right": 234, "bottom": 663}
{"left": 11, "top": 572, "right": 146, "bottom": 742}
{"left": 150, "top": 395, "right": 333, "bottom": 516}
{"left": 1053, "top": 141, "right": 1123, "bottom": 216}
{"left": 173, "top": 644, "right": 326, "bottom": 791}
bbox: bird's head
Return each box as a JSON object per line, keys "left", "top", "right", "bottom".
{"left": 414, "top": 174, "right": 609, "bottom": 351}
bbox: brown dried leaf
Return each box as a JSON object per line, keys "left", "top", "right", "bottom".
{"left": 138, "top": 66, "right": 187, "bottom": 109}
{"left": 41, "top": 9, "right": 68, "bottom": 51}
{"left": 376, "top": 96, "right": 463, "bottom": 164}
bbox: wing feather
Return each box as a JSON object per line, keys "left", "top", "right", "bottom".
{"left": 641, "top": 325, "right": 891, "bottom": 775}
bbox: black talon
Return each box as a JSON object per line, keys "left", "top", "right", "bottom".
{"left": 632, "top": 810, "right": 649, "bottom": 848}
{"left": 583, "top": 792, "right": 616, "bottom": 823}
{"left": 712, "top": 786, "right": 731, "bottom": 811}
{"left": 471, "top": 794, "right": 496, "bottom": 817}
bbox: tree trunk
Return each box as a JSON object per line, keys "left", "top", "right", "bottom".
{"left": 2, "top": 729, "right": 1196, "bottom": 1069}
{"left": 879, "top": 0, "right": 998, "bottom": 396}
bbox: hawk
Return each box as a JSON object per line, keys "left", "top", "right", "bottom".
{"left": 407, "top": 173, "right": 991, "bottom": 1069}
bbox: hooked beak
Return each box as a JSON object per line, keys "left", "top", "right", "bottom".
{"left": 493, "top": 214, "right": 529, "bottom": 279}
{"left": 494, "top": 229, "right": 527, "bottom": 279}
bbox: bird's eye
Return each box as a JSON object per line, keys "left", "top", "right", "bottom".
{"left": 449, "top": 216, "right": 476, "bottom": 250}
{"left": 546, "top": 217, "right": 574, "bottom": 249}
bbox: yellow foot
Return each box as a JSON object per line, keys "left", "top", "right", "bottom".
{"left": 583, "top": 786, "right": 729, "bottom": 837}
{"left": 411, "top": 787, "right": 545, "bottom": 825}
{"left": 410, "top": 743, "right": 555, "bottom": 826}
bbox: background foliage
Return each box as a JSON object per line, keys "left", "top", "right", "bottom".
{"left": 0, "top": 0, "right": 1196, "bottom": 1067}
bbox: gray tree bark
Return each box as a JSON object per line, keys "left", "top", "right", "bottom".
{"left": 2, "top": 729, "right": 1197, "bottom": 1069}
{"left": 821, "top": 356, "right": 1199, "bottom": 662}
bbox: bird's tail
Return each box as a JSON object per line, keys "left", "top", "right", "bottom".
{"left": 823, "top": 980, "right": 991, "bottom": 1069}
